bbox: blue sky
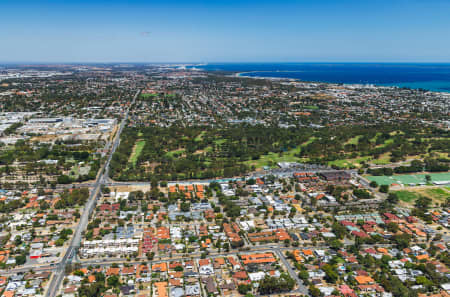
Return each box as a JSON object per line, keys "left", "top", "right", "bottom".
{"left": 1, "top": 0, "right": 449, "bottom": 62}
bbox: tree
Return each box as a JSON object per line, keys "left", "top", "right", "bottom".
{"left": 387, "top": 222, "right": 399, "bottom": 233}
{"left": 107, "top": 275, "right": 120, "bottom": 287}
{"left": 39, "top": 200, "right": 50, "bottom": 210}
{"left": 331, "top": 223, "right": 346, "bottom": 240}
{"left": 379, "top": 184, "right": 389, "bottom": 193}
{"left": 329, "top": 239, "right": 343, "bottom": 250}
{"left": 14, "top": 235, "right": 22, "bottom": 246}
{"left": 392, "top": 233, "right": 411, "bottom": 249}
{"left": 298, "top": 270, "right": 309, "bottom": 281}
{"left": 309, "top": 285, "right": 321, "bottom": 297}
{"left": 353, "top": 188, "right": 371, "bottom": 199}
{"left": 415, "top": 196, "right": 431, "bottom": 210}
{"left": 416, "top": 275, "right": 433, "bottom": 287}
{"left": 238, "top": 284, "right": 251, "bottom": 295}
{"left": 15, "top": 255, "right": 26, "bottom": 265}
{"left": 180, "top": 202, "right": 190, "bottom": 212}
{"left": 321, "top": 264, "right": 338, "bottom": 283}
{"left": 73, "top": 270, "right": 85, "bottom": 276}
{"left": 57, "top": 175, "right": 71, "bottom": 184}
{"left": 387, "top": 192, "right": 399, "bottom": 204}
{"left": 78, "top": 282, "right": 106, "bottom": 297}
{"left": 258, "top": 273, "right": 294, "bottom": 294}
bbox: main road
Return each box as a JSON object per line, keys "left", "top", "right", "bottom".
{"left": 45, "top": 90, "right": 140, "bottom": 297}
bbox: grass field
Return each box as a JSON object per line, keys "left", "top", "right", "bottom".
{"left": 140, "top": 93, "right": 158, "bottom": 99}
{"left": 367, "top": 172, "right": 450, "bottom": 186}
{"left": 423, "top": 188, "right": 450, "bottom": 201}
{"left": 393, "top": 187, "right": 449, "bottom": 204}
{"left": 69, "top": 164, "right": 91, "bottom": 178}
{"left": 394, "top": 190, "right": 420, "bottom": 202}
{"left": 129, "top": 140, "right": 145, "bottom": 165}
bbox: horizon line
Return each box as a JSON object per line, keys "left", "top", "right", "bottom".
{"left": 1, "top": 61, "right": 450, "bottom": 65}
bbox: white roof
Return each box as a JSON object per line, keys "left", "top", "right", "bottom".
{"left": 441, "top": 283, "right": 450, "bottom": 291}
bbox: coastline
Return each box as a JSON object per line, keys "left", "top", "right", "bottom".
{"left": 235, "top": 71, "right": 450, "bottom": 94}
{"left": 235, "top": 71, "right": 298, "bottom": 81}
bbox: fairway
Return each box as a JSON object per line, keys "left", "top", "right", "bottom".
{"left": 129, "top": 140, "right": 145, "bottom": 165}
{"left": 244, "top": 151, "right": 300, "bottom": 168}
{"left": 367, "top": 172, "right": 450, "bottom": 186}
{"left": 165, "top": 148, "right": 185, "bottom": 158}
{"left": 140, "top": 93, "right": 158, "bottom": 99}
{"left": 243, "top": 137, "right": 317, "bottom": 169}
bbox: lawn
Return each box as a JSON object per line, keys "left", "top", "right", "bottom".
{"left": 370, "top": 132, "right": 382, "bottom": 143}
{"left": 69, "top": 164, "right": 91, "bottom": 179}
{"left": 140, "top": 93, "right": 158, "bottom": 99}
{"left": 378, "top": 138, "right": 394, "bottom": 148}
{"left": 304, "top": 105, "right": 319, "bottom": 110}
{"left": 394, "top": 190, "right": 420, "bottom": 202}
{"left": 345, "top": 135, "right": 362, "bottom": 145}
{"left": 393, "top": 187, "right": 449, "bottom": 204}
{"left": 301, "top": 136, "right": 316, "bottom": 147}
{"left": 129, "top": 140, "right": 146, "bottom": 165}
{"left": 423, "top": 188, "right": 450, "bottom": 201}
{"left": 213, "top": 139, "right": 226, "bottom": 145}
{"left": 328, "top": 159, "right": 352, "bottom": 168}
{"left": 165, "top": 148, "right": 185, "bottom": 158}
{"left": 194, "top": 131, "right": 206, "bottom": 142}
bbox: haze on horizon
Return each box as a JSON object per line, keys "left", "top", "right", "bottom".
{"left": 1, "top": 0, "right": 450, "bottom": 63}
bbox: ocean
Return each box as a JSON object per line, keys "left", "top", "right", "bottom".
{"left": 193, "top": 63, "right": 450, "bottom": 93}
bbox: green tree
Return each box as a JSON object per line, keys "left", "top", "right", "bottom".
{"left": 238, "top": 284, "right": 251, "bottom": 295}
{"left": 107, "top": 275, "right": 120, "bottom": 287}
{"left": 379, "top": 184, "right": 389, "bottom": 193}
{"left": 15, "top": 255, "right": 26, "bottom": 265}
{"left": 180, "top": 202, "right": 190, "bottom": 212}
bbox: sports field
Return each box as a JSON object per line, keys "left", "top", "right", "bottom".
{"left": 367, "top": 172, "right": 450, "bottom": 186}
